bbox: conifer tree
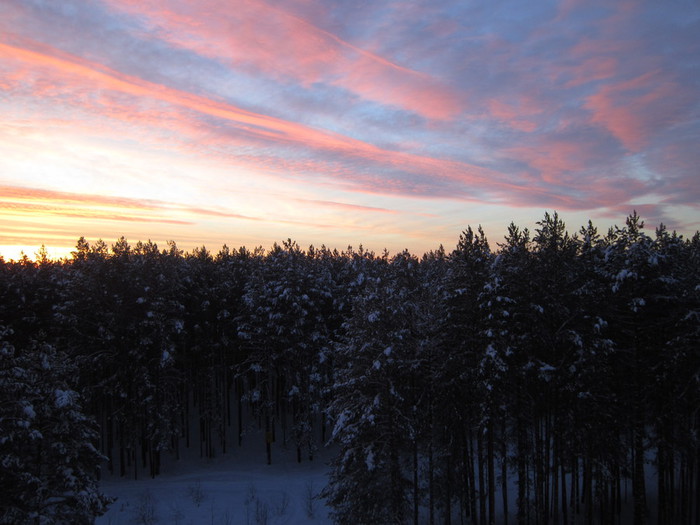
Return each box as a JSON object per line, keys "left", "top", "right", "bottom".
{"left": 324, "top": 251, "right": 420, "bottom": 524}
{"left": 0, "top": 329, "right": 110, "bottom": 523}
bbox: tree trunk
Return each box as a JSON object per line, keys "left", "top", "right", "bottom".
{"left": 488, "top": 417, "right": 496, "bottom": 525}
{"left": 584, "top": 456, "right": 593, "bottom": 525}
{"left": 657, "top": 436, "right": 666, "bottom": 525}
{"left": 413, "top": 437, "right": 419, "bottom": 525}
{"left": 467, "top": 428, "right": 478, "bottom": 524}
{"left": 237, "top": 378, "right": 243, "bottom": 447}
{"left": 429, "top": 432, "right": 435, "bottom": 525}
{"left": 502, "top": 415, "right": 510, "bottom": 525}
{"left": 552, "top": 433, "right": 559, "bottom": 525}
{"left": 265, "top": 413, "right": 272, "bottom": 465}
{"left": 633, "top": 421, "right": 647, "bottom": 525}
{"left": 478, "top": 428, "right": 487, "bottom": 525}
{"left": 561, "top": 458, "right": 567, "bottom": 525}
{"left": 446, "top": 453, "right": 453, "bottom": 525}
{"left": 517, "top": 417, "right": 528, "bottom": 525}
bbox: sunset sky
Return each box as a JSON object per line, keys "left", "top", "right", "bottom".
{"left": 1, "top": 0, "right": 699, "bottom": 260}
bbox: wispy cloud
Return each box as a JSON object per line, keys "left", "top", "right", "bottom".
{"left": 294, "top": 199, "right": 398, "bottom": 215}
{"left": 0, "top": 185, "right": 375, "bottom": 234}
{"left": 101, "top": 0, "right": 464, "bottom": 120}
{"left": 0, "top": 38, "right": 532, "bottom": 204}
{"left": 1, "top": 185, "right": 191, "bottom": 225}
{"left": 585, "top": 71, "right": 692, "bottom": 152}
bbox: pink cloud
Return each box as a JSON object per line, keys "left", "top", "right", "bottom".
{"left": 295, "top": 199, "right": 398, "bottom": 214}
{"left": 502, "top": 135, "right": 656, "bottom": 211}
{"left": 487, "top": 97, "right": 544, "bottom": 132}
{"left": 506, "top": 141, "right": 589, "bottom": 183}
{"left": 5, "top": 32, "right": 675, "bottom": 214}
{"left": 0, "top": 38, "right": 370, "bottom": 151}
{"left": 101, "top": 0, "right": 463, "bottom": 119}
{"left": 1, "top": 39, "right": 512, "bottom": 196}
{"left": 564, "top": 56, "right": 618, "bottom": 88}
{"left": 0, "top": 185, "right": 163, "bottom": 210}
{"left": 585, "top": 71, "right": 688, "bottom": 151}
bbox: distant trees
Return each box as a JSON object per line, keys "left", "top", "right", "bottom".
{"left": 0, "top": 212, "right": 698, "bottom": 524}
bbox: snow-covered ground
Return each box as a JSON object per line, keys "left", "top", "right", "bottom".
{"left": 94, "top": 430, "right": 655, "bottom": 525}
{"left": 97, "top": 434, "right": 334, "bottom": 525}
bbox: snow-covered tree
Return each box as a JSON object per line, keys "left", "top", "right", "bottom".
{"left": 0, "top": 329, "right": 110, "bottom": 523}
{"left": 238, "top": 240, "right": 334, "bottom": 463}
{"left": 437, "top": 226, "right": 496, "bottom": 524}
{"left": 324, "top": 251, "right": 421, "bottom": 524}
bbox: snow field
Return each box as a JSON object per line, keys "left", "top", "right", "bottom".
{"left": 97, "top": 434, "right": 334, "bottom": 525}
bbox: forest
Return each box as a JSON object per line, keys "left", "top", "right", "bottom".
{"left": 0, "top": 211, "right": 698, "bottom": 525}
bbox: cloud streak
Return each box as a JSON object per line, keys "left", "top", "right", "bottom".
{"left": 0, "top": 37, "right": 540, "bottom": 204}
{"left": 101, "top": 0, "right": 464, "bottom": 120}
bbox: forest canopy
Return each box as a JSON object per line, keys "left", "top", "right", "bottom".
{"left": 0, "top": 212, "right": 698, "bottom": 524}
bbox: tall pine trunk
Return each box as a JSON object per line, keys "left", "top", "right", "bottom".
{"left": 488, "top": 416, "right": 496, "bottom": 525}
{"left": 633, "top": 419, "right": 647, "bottom": 525}
{"left": 502, "top": 415, "right": 510, "bottom": 525}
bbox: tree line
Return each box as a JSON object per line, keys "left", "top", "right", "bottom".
{"left": 0, "top": 212, "right": 698, "bottom": 524}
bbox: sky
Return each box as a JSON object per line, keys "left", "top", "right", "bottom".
{"left": 1, "top": 0, "right": 699, "bottom": 260}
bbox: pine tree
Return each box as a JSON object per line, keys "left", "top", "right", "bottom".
{"left": 648, "top": 226, "right": 700, "bottom": 524}
{"left": 437, "top": 226, "right": 494, "bottom": 525}
{"left": 324, "top": 251, "right": 421, "bottom": 524}
{"left": 601, "top": 212, "right": 662, "bottom": 525}
{"left": 482, "top": 222, "right": 536, "bottom": 525}
{"left": 0, "top": 329, "right": 110, "bottom": 523}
